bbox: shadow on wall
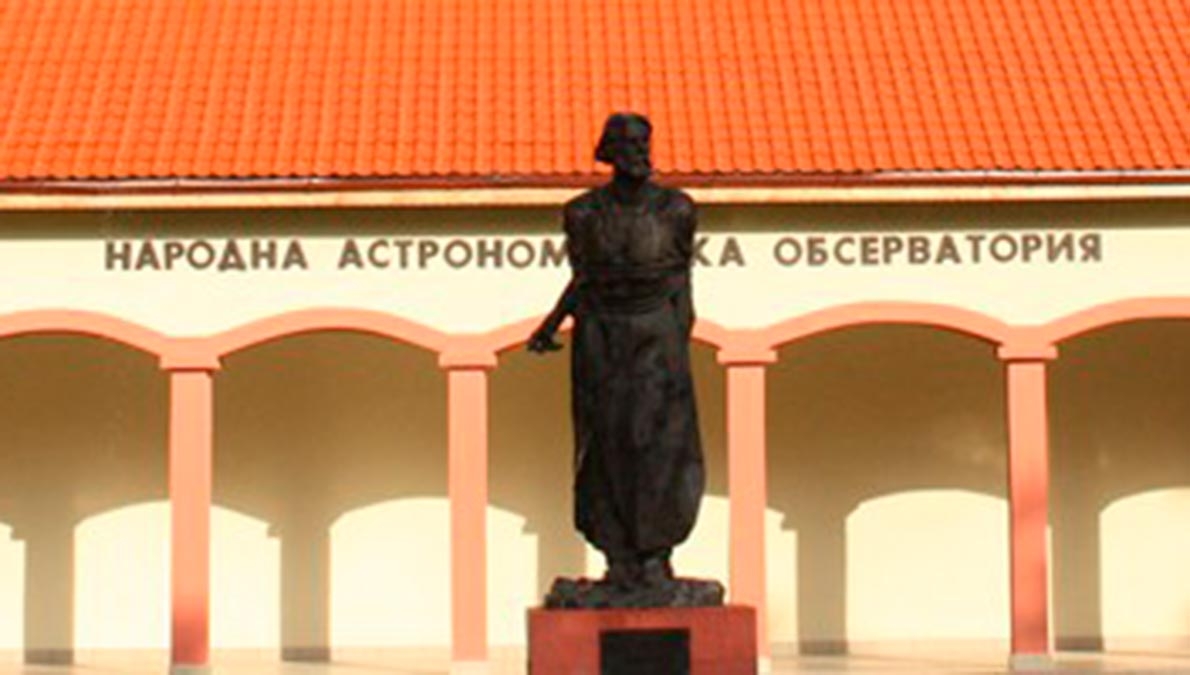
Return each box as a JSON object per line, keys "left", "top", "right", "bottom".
{"left": 0, "top": 335, "right": 167, "bottom": 663}
{"left": 766, "top": 325, "right": 1009, "bottom": 653}
{"left": 1050, "top": 321, "right": 1190, "bottom": 651}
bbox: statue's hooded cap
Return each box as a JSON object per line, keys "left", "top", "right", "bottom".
{"left": 594, "top": 112, "right": 652, "bottom": 164}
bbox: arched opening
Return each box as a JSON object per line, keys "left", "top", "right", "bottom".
{"left": 662, "top": 494, "right": 798, "bottom": 642}
{"left": 1100, "top": 489, "right": 1190, "bottom": 643}
{"left": 0, "top": 333, "right": 165, "bottom": 663}
{"left": 214, "top": 331, "right": 446, "bottom": 659}
{"left": 74, "top": 502, "right": 280, "bottom": 652}
{"left": 0, "top": 522, "right": 23, "bottom": 654}
{"left": 846, "top": 490, "right": 1008, "bottom": 642}
{"left": 766, "top": 324, "right": 1007, "bottom": 654}
{"left": 1050, "top": 320, "right": 1190, "bottom": 652}
{"left": 329, "top": 499, "right": 534, "bottom": 649}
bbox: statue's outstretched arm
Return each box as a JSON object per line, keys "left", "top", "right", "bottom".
{"left": 528, "top": 277, "right": 579, "bottom": 353}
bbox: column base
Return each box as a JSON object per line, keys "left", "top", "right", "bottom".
{"left": 1009, "top": 653, "right": 1055, "bottom": 672}
{"left": 799, "top": 639, "right": 848, "bottom": 655}
{"left": 282, "top": 646, "right": 331, "bottom": 661}
{"left": 25, "top": 648, "right": 73, "bottom": 665}
{"left": 170, "top": 665, "right": 211, "bottom": 675}
{"left": 451, "top": 659, "right": 490, "bottom": 675}
{"left": 1055, "top": 635, "right": 1103, "bottom": 651}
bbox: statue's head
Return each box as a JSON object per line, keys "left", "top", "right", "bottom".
{"left": 595, "top": 112, "right": 652, "bottom": 180}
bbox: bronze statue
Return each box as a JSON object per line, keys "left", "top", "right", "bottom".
{"left": 530, "top": 112, "right": 720, "bottom": 608}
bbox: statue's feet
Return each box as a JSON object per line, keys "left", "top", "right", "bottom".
{"left": 544, "top": 574, "right": 724, "bottom": 609}
{"left": 602, "top": 551, "right": 673, "bottom": 589}
{"left": 639, "top": 554, "right": 675, "bottom": 588}
{"left": 602, "top": 559, "right": 642, "bottom": 590}
{"left": 546, "top": 551, "right": 721, "bottom": 609}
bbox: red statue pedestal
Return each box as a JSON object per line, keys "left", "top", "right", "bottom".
{"left": 528, "top": 605, "right": 757, "bottom": 675}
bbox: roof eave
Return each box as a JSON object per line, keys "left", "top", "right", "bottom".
{"left": 0, "top": 170, "right": 1188, "bottom": 210}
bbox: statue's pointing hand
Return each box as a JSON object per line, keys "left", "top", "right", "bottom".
{"left": 528, "top": 278, "right": 578, "bottom": 355}
{"left": 527, "top": 326, "right": 564, "bottom": 354}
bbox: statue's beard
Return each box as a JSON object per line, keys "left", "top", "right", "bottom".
{"left": 615, "top": 156, "right": 652, "bottom": 180}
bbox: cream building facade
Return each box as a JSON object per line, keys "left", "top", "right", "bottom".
{"left": 0, "top": 193, "right": 1187, "bottom": 670}
{"left": 0, "top": 0, "right": 1186, "bottom": 672}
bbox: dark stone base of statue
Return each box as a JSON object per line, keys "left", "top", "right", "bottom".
{"left": 545, "top": 576, "right": 725, "bottom": 610}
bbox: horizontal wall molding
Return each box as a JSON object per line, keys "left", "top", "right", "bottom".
{"left": 1, "top": 183, "right": 1189, "bottom": 211}
{"left": 5, "top": 298, "right": 1190, "bottom": 364}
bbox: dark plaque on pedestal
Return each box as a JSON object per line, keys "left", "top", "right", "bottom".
{"left": 600, "top": 629, "right": 690, "bottom": 675}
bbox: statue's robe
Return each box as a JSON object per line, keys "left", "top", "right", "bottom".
{"left": 562, "top": 182, "right": 704, "bottom": 562}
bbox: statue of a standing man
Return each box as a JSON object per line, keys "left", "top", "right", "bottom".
{"left": 530, "top": 112, "right": 715, "bottom": 607}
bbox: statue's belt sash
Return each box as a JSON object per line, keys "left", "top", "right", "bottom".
{"left": 575, "top": 263, "right": 689, "bottom": 315}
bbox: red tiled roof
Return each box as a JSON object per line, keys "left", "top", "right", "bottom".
{"left": 0, "top": 0, "right": 1187, "bottom": 183}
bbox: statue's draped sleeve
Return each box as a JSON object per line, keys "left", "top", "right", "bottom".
{"left": 536, "top": 204, "right": 585, "bottom": 336}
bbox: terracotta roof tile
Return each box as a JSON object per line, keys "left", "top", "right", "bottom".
{"left": 0, "top": 0, "right": 1186, "bottom": 183}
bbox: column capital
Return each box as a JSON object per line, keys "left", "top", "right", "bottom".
{"left": 160, "top": 340, "right": 222, "bottom": 372}
{"left": 718, "top": 346, "right": 778, "bottom": 366}
{"left": 997, "top": 342, "right": 1058, "bottom": 363}
{"left": 439, "top": 350, "right": 498, "bottom": 370}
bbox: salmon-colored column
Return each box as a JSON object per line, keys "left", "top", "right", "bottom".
{"left": 999, "top": 344, "right": 1057, "bottom": 669}
{"left": 162, "top": 348, "right": 220, "bottom": 675}
{"left": 442, "top": 349, "right": 496, "bottom": 673}
{"left": 719, "top": 346, "right": 777, "bottom": 664}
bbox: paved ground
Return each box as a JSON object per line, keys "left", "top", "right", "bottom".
{"left": 2, "top": 648, "right": 1190, "bottom": 674}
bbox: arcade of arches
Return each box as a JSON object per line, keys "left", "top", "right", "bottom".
{"left": 0, "top": 304, "right": 1189, "bottom": 671}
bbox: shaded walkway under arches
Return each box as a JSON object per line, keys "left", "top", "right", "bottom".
{"left": 1049, "top": 320, "right": 1190, "bottom": 651}
{"left": 765, "top": 324, "right": 1008, "bottom": 653}
{"left": 0, "top": 333, "right": 167, "bottom": 664}
{"left": 213, "top": 330, "right": 448, "bottom": 660}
